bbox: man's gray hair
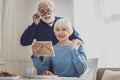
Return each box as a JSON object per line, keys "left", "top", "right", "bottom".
{"left": 54, "top": 18, "right": 73, "bottom": 35}
{"left": 38, "top": 0, "right": 55, "bottom": 9}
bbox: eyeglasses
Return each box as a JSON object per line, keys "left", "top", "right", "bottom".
{"left": 39, "top": 8, "right": 52, "bottom": 16}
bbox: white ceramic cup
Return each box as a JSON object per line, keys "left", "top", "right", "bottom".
{"left": 25, "top": 67, "right": 35, "bottom": 76}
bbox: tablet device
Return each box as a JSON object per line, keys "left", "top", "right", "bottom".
{"left": 32, "top": 41, "right": 54, "bottom": 56}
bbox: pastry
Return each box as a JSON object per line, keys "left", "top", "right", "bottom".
{"left": 0, "top": 71, "right": 16, "bottom": 77}
{"left": 40, "top": 71, "right": 54, "bottom": 76}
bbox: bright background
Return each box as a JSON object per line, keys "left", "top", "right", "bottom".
{"left": 0, "top": 0, "right": 120, "bottom": 75}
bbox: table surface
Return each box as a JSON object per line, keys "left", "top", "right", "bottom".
{"left": 19, "top": 76, "right": 87, "bottom": 80}
{"left": 0, "top": 76, "right": 87, "bottom": 80}
{"left": 21, "top": 78, "right": 86, "bottom": 80}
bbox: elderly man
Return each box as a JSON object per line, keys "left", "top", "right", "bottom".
{"left": 20, "top": 0, "right": 83, "bottom": 73}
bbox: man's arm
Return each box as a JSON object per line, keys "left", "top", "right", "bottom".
{"left": 69, "top": 27, "right": 84, "bottom": 43}
{"left": 20, "top": 23, "right": 37, "bottom": 46}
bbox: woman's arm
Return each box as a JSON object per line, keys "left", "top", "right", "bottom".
{"left": 31, "top": 56, "right": 51, "bottom": 74}
{"left": 71, "top": 45, "right": 87, "bottom": 75}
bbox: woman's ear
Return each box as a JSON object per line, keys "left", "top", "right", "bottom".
{"left": 68, "top": 29, "right": 72, "bottom": 36}
{"left": 68, "top": 31, "right": 72, "bottom": 37}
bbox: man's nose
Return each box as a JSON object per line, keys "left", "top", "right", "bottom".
{"left": 43, "top": 11, "right": 47, "bottom": 15}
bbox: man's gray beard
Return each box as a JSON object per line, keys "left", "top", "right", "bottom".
{"left": 41, "top": 17, "right": 52, "bottom": 23}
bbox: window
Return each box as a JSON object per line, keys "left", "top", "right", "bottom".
{"left": 74, "top": 0, "right": 106, "bottom": 67}
{"left": 74, "top": 0, "right": 120, "bottom": 67}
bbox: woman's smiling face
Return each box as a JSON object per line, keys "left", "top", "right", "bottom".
{"left": 54, "top": 24, "right": 70, "bottom": 42}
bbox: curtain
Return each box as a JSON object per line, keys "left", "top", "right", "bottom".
{"left": 1, "top": 0, "right": 17, "bottom": 60}
{"left": 0, "top": 0, "right": 2, "bottom": 58}
{"left": 1, "top": 0, "right": 34, "bottom": 61}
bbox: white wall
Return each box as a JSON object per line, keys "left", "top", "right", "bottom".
{"left": 74, "top": 0, "right": 107, "bottom": 67}
{"left": 106, "top": 22, "right": 120, "bottom": 67}
{"left": 74, "top": 0, "right": 120, "bottom": 67}
{"left": 104, "top": 0, "right": 120, "bottom": 67}
{"left": 54, "top": 0, "right": 74, "bottom": 24}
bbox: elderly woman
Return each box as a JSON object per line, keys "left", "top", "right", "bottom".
{"left": 32, "top": 18, "right": 87, "bottom": 77}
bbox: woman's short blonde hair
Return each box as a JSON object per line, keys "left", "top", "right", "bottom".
{"left": 54, "top": 18, "right": 73, "bottom": 35}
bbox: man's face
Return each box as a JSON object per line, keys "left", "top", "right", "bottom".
{"left": 38, "top": 3, "right": 54, "bottom": 23}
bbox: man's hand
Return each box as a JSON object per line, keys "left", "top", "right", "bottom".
{"left": 32, "top": 12, "right": 41, "bottom": 25}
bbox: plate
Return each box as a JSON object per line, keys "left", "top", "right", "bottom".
{"left": 24, "top": 75, "right": 57, "bottom": 79}
{"left": 0, "top": 76, "right": 21, "bottom": 80}
{"left": 23, "top": 75, "right": 57, "bottom": 79}
{"left": 23, "top": 75, "right": 38, "bottom": 78}
{"left": 35, "top": 75, "right": 57, "bottom": 79}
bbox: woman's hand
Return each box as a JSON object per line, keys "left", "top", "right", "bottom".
{"left": 32, "top": 12, "right": 41, "bottom": 25}
{"left": 32, "top": 42, "right": 43, "bottom": 56}
{"left": 70, "top": 39, "right": 82, "bottom": 49}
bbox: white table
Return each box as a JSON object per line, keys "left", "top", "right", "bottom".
{"left": 20, "top": 76, "right": 87, "bottom": 80}
{"left": 0, "top": 76, "right": 87, "bottom": 80}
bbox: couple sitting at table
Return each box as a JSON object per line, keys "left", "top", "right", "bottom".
{"left": 31, "top": 18, "right": 87, "bottom": 77}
